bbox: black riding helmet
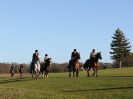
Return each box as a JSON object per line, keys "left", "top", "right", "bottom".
{"left": 74, "top": 49, "right": 76, "bottom": 51}
{"left": 45, "top": 54, "right": 48, "bottom": 56}
{"left": 35, "top": 50, "right": 38, "bottom": 52}
{"left": 92, "top": 49, "right": 95, "bottom": 52}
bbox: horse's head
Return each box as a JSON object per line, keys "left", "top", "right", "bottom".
{"left": 46, "top": 58, "right": 52, "bottom": 65}
{"left": 96, "top": 52, "right": 102, "bottom": 60}
{"left": 48, "top": 58, "right": 52, "bottom": 61}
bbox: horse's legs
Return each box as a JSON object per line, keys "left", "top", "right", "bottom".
{"left": 68, "top": 67, "right": 72, "bottom": 77}
{"left": 11, "top": 72, "right": 14, "bottom": 77}
{"left": 45, "top": 72, "right": 48, "bottom": 78}
{"left": 86, "top": 66, "right": 91, "bottom": 77}
{"left": 11, "top": 72, "right": 13, "bottom": 77}
{"left": 10, "top": 72, "right": 12, "bottom": 77}
{"left": 44, "top": 72, "right": 46, "bottom": 78}
{"left": 42, "top": 71, "right": 44, "bottom": 78}
{"left": 73, "top": 68, "right": 75, "bottom": 77}
{"left": 92, "top": 67, "right": 96, "bottom": 76}
{"left": 36, "top": 70, "right": 40, "bottom": 79}
{"left": 33, "top": 67, "right": 38, "bottom": 79}
{"left": 87, "top": 69, "right": 89, "bottom": 77}
{"left": 69, "top": 71, "right": 71, "bottom": 77}
{"left": 45, "top": 71, "right": 48, "bottom": 78}
{"left": 46, "top": 75, "right": 48, "bottom": 78}
{"left": 32, "top": 70, "right": 34, "bottom": 79}
{"left": 20, "top": 73, "right": 22, "bottom": 78}
{"left": 13, "top": 73, "right": 14, "bottom": 77}
{"left": 34, "top": 61, "right": 41, "bottom": 79}
{"left": 96, "top": 68, "right": 98, "bottom": 77}
{"left": 76, "top": 68, "right": 79, "bottom": 77}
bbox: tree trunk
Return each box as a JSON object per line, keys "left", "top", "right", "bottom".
{"left": 119, "top": 61, "right": 122, "bottom": 68}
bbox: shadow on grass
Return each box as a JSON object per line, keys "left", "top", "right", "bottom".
{"left": 0, "top": 77, "right": 32, "bottom": 84}
{"left": 99, "top": 76, "right": 133, "bottom": 78}
{"left": 63, "top": 86, "right": 133, "bottom": 93}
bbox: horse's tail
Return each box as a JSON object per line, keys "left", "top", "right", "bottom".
{"left": 83, "top": 59, "right": 90, "bottom": 70}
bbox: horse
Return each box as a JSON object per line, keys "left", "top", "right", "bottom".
{"left": 30, "top": 60, "right": 41, "bottom": 79}
{"left": 19, "top": 64, "right": 24, "bottom": 78}
{"left": 68, "top": 58, "right": 80, "bottom": 77}
{"left": 83, "top": 52, "right": 102, "bottom": 77}
{"left": 40, "top": 58, "right": 52, "bottom": 78}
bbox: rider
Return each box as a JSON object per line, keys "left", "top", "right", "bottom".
{"left": 69, "top": 49, "right": 80, "bottom": 67}
{"left": 71, "top": 49, "right": 80, "bottom": 60}
{"left": 31, "top": 50, "right": 40, "bottom": 70}
{"left": 10, "top": 64, "right": 15, "bottom": 77}
{"left": 32, "top": 50, "right": 39, "bottom": 62}
{"left": 10, "top": 64, "right": 15, "bottom": 72}
{"left": 90, "top": 49, "right": 96, "bottom": 61}
{"left": 19, "top": 64, "right": 24, "bottom": 72}
{"left": 44, "top": 54, "right": 49, "bottom": 63}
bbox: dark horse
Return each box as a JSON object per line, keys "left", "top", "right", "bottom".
{"left": 40, "top": 58, "right": 52, "bottom": 78}
{"left": 68, "top": 58, "right": 80, "bottom": 77}
{"left": 83, "top": 52, "right": 102, "bottom": 77}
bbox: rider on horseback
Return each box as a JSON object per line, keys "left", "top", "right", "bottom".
{"left": 90, "top": 49, "right": 96, "bottom": 61}
{"left": 44, "top": 54, "right": 52, "bottom": 66}
{"left": 43, "top": 54, "right": 51, "bottom": 78}
{"left": 10, "top": 64, "right": 15, "bottom": 71}
{"left": 68, "top": 49, "right": 80, "bottom": 68}
{"left": 44, "top": 54, "right": 48, "bottom": 62}
{"left": 30, "top": 50, "right": 40, "bottom": 73}
{"left": 10, "top": 64, "right": 15, "bottom": 77}
{"left": 32, "top": 50, "right": 39, "bottom": 62}
{"left": 71, "top": 49, "right": 80, "bottom": 60}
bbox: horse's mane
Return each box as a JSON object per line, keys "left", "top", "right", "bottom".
{"left": 45, "top": 58, "right": 52, "bottom": 65}
{"left": 96, "top": 52, "right": 102, "bottom": 60}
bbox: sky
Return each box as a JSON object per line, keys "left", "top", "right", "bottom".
{"left": 0, "top": 0, "right": 133, "bottom": 64}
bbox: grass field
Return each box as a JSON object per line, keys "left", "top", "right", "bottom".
{"left": 0, "top": 67, "right": 133, "bottom": 99}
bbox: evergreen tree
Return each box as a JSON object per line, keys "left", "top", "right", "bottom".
{"left": 110, "top": 28, "right": 131, "bottom": 68}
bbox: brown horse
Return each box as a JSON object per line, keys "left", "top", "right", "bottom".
{"left": 68, "top": 59, "right": 80, "bottom": 77}
{"left": 83, "top": 52, "right": 102, "bottom": 77}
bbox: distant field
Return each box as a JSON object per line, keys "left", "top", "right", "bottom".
{"left": 0, "top": 67, "right": 133, "bottom": 99}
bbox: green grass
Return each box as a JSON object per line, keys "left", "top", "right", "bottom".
{"left": 0, "top": 67, "right": 133, "bottom": 99}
